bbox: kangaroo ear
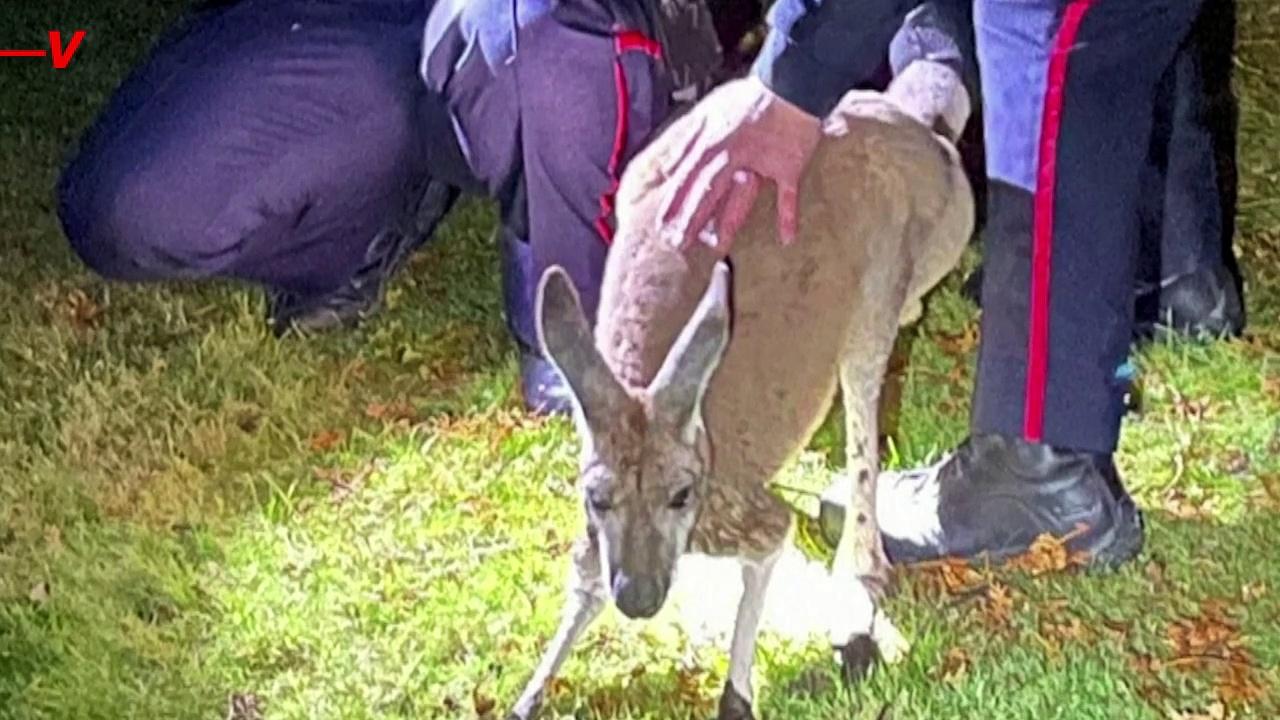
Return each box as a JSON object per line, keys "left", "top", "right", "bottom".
{"left": 536, "top": 266, "right": 626, "bottom": 429}
{"left": 648, "top": 261, "right": 732, "bottom": 440}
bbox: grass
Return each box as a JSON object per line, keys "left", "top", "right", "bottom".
{"left": 1, "top": 1, "right": 1278, "bottom": 718}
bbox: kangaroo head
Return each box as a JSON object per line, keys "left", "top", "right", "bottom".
{"left": 535, "top": 262, "right": 732, "bottom": 620}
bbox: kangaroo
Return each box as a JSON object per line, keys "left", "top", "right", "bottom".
{"left": 507, "top": 56, "right": 975, "bottom": 720}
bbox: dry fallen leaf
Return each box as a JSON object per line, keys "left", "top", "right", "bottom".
{"left": 1215, "top": 664, "right": 1267, "bottom": 707}
{"left": 940, "top": 647, "right": 970, "bottom": 682}
{"left": 937, "top": 322, "right": 980, "bottom": 356}
{"left": 1166, "top": 601, "right": 1243, "bottom": 664}
{"left": 1007, "top": 524, "right": 1089, "bottom": 576}
{"left": 939, "top": 558, "right": 987, "bottom": 594}
{"left": 365, "top": 399, "right": 418, "bottom": 424}
{"left": 472, "top": 684, "right": 496, "bottom": 717}
{"left": 307, "top": 429, "right": 345, "bottom": 453}
{"left": 64, "top": 288, "right": 106, "bottom": 330}
{"left": 671, "top": 662, "right": 717, "bottom": 715}
{"left": 1172, "top": 391, "right": 1217, "bottom": 422}
{"left": 983, "top": 581, "right": 1015, "bottom": 626}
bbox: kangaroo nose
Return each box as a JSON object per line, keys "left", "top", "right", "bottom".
{"left": 613, "top": 574, "right": 664, "bottom": 619}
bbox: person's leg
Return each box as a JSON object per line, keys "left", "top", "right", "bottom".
{"left": 966, "top": 0, "right": 1243, "bottom": 340}
{"left": 56, "top": 0, "right": 462, "bottom": 335}
{"left": 426, "top": 0, "right": 685, "bottom": 414}
{"left": 865, "top": 0, "right": 1206, "bottom": 568}
{"left": 507, "top": 3, "right": 675, "bottom": 413}
{"left": 1134, "top": 2, "right": 1245, "bottom": 338}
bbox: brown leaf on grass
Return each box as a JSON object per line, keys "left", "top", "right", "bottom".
{"left": 307, "top": 429, "right": 345, "bottom": 453}
{"left": 982, "top": 581, "right": 1015, "bottom": 627}
{"left": 1172, "top": 391, "right": 1217, "bottom": 422}
{"left": 547, "top": 676, "right": 573, "bottom": 698}
{"left": 1166, "top": 600, "right": 1245, "bottom": 665}
{"left": 938, "top": 558, "right": 986, "bottom": 594}
{"left": 939, "top": 647, "right": 970, "bottom": 682}
{"left": 365, "top": 398, "right": 418, "bottom": 424}
{"left": 1215, "top": 664, "right": 1267, "bottom": 707}
{"left": 937, "top": 322, "right": 979, "bottom": 356}
{"left": 472, "top": 684, "right": 496, "bottom": 717}
{"left": 1041, "top": 614, "right": 1088, "bottom": 645}
{"left": 1007, "top": 524, "right": 1090, "bottom": 576}
{"left": 64, "top": 288, "right": 106, "bottom": 330}
{"left": 1129, "top": 653, "right": 1174, "bottom": 709}
{"left": 1131, "top": 652, "right": 1164, "bottom": 675}
{"left": 1163, "top": 489, "right": 1213, "bottom": 520}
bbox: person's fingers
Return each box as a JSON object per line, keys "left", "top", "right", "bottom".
{"left": 776, "top": 181, "right": 800, "bottom": 246}
{"left": 713, "top": 171, "right": 761, "bottom": 253}
{"left": 658, "top": 127, "right": 718, "bottom": 229}
{"left": 665, "top": 150, "right": 732, "bottom": 250}
{"left": 658, "top": 113, "right": 707, "bottom": 181}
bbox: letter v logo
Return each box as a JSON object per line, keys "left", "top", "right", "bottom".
{"left": 49, "top": 30, "right": 85, "bottom": 69}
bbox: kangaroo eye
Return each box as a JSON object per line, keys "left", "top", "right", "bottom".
{"left": 668, "top": 486, "right": 693, "bottom": 510}
{"left": 587, "top": 491, "right": 613, "bottom": 513}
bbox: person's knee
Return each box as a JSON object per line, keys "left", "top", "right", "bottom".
{"left": 55, "top": 142, "right": 222, "bottom": 282}
{"left": 56, "top": 146, "right": 147, "bottom": 281}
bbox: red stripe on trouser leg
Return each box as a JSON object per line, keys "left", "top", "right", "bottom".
{"left": 594, "top": 30, "right": 663, "bottom": 245}
{"left": 616, "top": 30, "right": 663, "bottom": 58}
{"left": 1024, "top": 0, "right": 1097, "bottom": 442}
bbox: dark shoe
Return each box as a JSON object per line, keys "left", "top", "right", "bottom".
{"left": 1134, "top": 264, "right": 1244, "bottom": 340}
{"left": 267, "top": 284, "right": 375, "bottom": 336}
{"left": 267, "top": 180, "right": 460, "bottom": 337}
{"left": 519, "top": 347, "right": 574, "bottom": 417}
{"left": 818, "top": 433, "right": 1145, "bottom": 569}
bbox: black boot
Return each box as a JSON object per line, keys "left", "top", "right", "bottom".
{"left": 268, "top": 180, "right": 460, "bottom": 336}
{"left": 1133, "top": 263, "right": 1245, "bottom": 340}
{"left": 497, "top": 227, "right": 575, "bottom": 417}
{"left": 818, "top": 433, "right": 1145, "bottom": 569}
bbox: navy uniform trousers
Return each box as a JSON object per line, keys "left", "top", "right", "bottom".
{"left": 968, "top": 0, "right": 1209, "bottom": 453}
{"left": 1136, "top": 2, "right": 1241, "bottom": 309}
{"left": 55, "top": 0, "right": 680, "bottom": 352}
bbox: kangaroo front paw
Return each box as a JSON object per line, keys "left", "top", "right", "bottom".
{"left": 835, "top": 634, "right": 881, "bottom": 685}
{"left": 717, "top": 682, "right": 756, "bottom": 720}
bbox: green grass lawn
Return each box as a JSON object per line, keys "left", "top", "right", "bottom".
{"left": 2, "top": 1, "right": 1279, "bottom": 719}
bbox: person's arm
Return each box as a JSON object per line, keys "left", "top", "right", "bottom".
{"left": 751, "top": 0, "right": 922, "bottom": 118}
